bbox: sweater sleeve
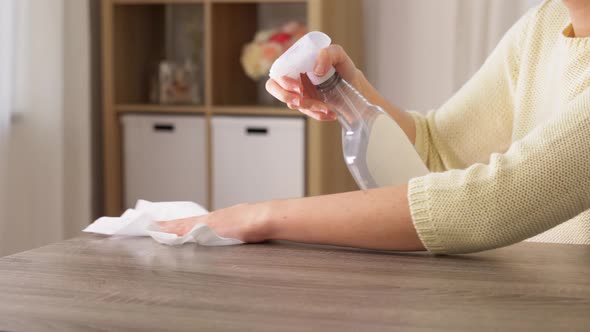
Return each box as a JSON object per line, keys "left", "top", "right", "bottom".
{"left": 408, "top": 89, "right": 590, "bottom": 254}
{"left": 409, "top": 9, "right": 533, "bottom": 172}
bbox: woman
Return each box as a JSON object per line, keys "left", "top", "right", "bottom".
{"left": 160, "top": 0, "right": 590, "bottom": 254}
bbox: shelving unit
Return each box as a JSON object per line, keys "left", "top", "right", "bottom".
{"left": 102, "top": 0, "right": 363, "bottom": 215}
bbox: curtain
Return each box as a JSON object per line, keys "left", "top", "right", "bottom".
{"left": 452, "top": 0, "right": 541, "bottom": 88}
{"left": 0, "top": 0, "right": 93, "bottom": 257}
{"left": 0, "top": 0, "right": 15, "bottom": 134}
{"left": 0, "top": 0, "right": 65, "bottom": 256}
{"left": 363, "top": 0, "right": 538, "bottom": 111}
{"left": 0, "top": 0, "right": 17, "bottom": 240}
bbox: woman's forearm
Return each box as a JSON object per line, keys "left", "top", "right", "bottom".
{"left": 354, "top": 70, "right": 417, "bottom": 144}
{"left": 264, "top": 185, "right": 425, "bottom": 251}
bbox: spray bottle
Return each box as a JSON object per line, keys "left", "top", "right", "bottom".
{"left": 270, "top": 31, "right": 428, "bottom": 189}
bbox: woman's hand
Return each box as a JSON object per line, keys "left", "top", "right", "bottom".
{"left": 158, "top": 186, "right": 424, "bottom": 251}
{"left": 265, "top": 44, "right": 363, "bottom": 121}
{"left": 157, "top": 203, "right": 272, "bottom": 243}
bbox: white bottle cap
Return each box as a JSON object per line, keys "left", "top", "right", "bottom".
{"left": 269, "top": 31, "right": 336, "bottom": 86}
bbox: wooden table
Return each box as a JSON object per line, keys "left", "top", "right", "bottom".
{"left": 0, "top": 235, "right": 589, "bottom": 331}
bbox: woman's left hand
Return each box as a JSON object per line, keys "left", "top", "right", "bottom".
{"left": 157, "top": 203, "right": 272, "bottom": 243}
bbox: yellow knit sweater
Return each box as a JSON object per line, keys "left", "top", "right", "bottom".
{"left": 407, "top": 0, "right": 590, "bottom": 254}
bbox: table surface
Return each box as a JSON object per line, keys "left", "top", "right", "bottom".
{"left": 0, "top": 235, "right": 589, "bottom": 332}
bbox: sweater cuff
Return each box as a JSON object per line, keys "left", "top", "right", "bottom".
{"left": 406, "top": 111, "right": 430, "bottom": 166}
{"left": 408, "top": 176, "right": 446, "bottom": 254}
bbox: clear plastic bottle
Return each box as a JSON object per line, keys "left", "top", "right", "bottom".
{"left": 270, "top": 31, "right": 428, "bottom": 189}
{"left": 316, "top": 72, "right": 428, "bottom": 189}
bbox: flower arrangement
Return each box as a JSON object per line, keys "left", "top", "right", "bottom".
{"left": 240, "top": 21, "right": 308, "bottom": 81}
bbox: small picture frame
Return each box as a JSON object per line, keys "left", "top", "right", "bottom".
{"left": 151, "top": 60, "right": 201, "bottom": 105}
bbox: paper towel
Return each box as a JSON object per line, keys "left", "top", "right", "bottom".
{"left": 83, "top": 200, "right": 243, "bottom": 246}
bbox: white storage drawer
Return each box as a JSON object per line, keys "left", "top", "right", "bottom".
{"left": 212, "top": 116, "right": 305, "bottom": 209}
{"left": 121, "top": 114, "right": 208, "bottom": 209}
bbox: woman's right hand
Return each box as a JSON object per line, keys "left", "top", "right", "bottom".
{"left": 265, "top": 44, "right": 362, "bottom": 121}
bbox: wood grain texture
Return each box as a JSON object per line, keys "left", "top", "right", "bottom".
{"left": 211, "top": 3, "right": 258, "bottom": 105}
{"left": 203, "top": 1, "right": 214, "bottom": 212}
{"left": 0, "top": 236, "right": 589, "bottom": 331}
{"left": 116, "top": 104, "right": 208, "bottom": 114}
{"left": 306, "top": 0, "right": 361, "bottom": 196}
{"left": 101, "top": 0, "right": 124, "bottom": 216}
{"left": 212, "top": 106, "right": 303, "bottom": 117}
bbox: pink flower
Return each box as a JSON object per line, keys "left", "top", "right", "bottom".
{"left": 269, "top": 32, "right": 292, "bottom": 44}
{"left": 240, "top": 22, "right": 308, "bottom": 80}
{"left": 261, "top": 42, "right": 282, "bottom": 60}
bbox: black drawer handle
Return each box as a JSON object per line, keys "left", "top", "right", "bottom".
{"left": 246, "top": 127, "right": 268, "bottom": 135}
{"left": 154, "top": 124, "right": 175, "bottom": 132}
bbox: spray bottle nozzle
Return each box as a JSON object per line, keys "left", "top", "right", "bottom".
{"left": 269, "top": 31, "right": 336, "bottom": 86}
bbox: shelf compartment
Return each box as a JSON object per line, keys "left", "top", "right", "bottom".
{"left": 113, "top": 3, "right": 205, "bottom": 105}
{"left": 211, "top": 2, "right": 307, "bottom": 106}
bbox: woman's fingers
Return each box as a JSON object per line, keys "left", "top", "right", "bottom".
{"left": 158, "top": 217, "right": 198, "bottom": 236}
{"left": 267, "top": 45, "right": 356, "bottom": 121}
{"left": 267, "top": 78, "right": 336, "bottom": 121}
{"left": 299, "top": 98, "right": 336, "bottom": 121}
{"left": 286, "top": 99, "right": 336, "bottom": 121}
{"left": 314, "top": 47, "right": 333, "bottom": 77}
{"left": 275, "top": 76, "right": 302, "bottom": 94}
{"left": 266, "top": 79, "right": 300, "bottom": 106}
{"left": 157, "top": 221, "right": 183, "bottom": 235}
{"left": 314, "top": 44, "right": 357, "bottom": 82}
{"left": 300, "top": 108, "right": 337, "bottom": 121}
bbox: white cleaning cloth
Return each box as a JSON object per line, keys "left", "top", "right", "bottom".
{"left": 83, "top": 200, "right": 243, "bottom": 246}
